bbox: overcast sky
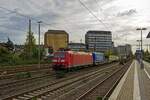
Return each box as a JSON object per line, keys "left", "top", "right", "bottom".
{"left": 0, "top": 0, "right": 150, "bottom": 51}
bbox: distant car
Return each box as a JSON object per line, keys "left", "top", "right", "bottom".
{"left": 52, "top": 51, "right": 93, "bottom": 70}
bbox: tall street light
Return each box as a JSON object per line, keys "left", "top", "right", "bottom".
{"left": 136, "top": 28, "right": 147, "bottom": 52}
{"left": 136, "top": 27, "right": 147, "bottom": 68}
{"left": 38, "top": 21, "right": 42, "bottom": 68}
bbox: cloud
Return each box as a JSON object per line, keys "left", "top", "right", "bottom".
{"left": 0, "top": 0, "right": 149, "bottom": 52}
{"left": 117, "top": 9, "right": 137, "bottom": 17}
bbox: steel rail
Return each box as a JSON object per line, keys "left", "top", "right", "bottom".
{"left": 76, "top": 62, "right": 130, "bottom": 100}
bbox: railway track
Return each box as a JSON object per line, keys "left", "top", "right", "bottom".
{"left": 76, "top": 61, "right": 131, "bottom": 100}
{"left": 2, "top": 62, "right": 120, "bottom": 100}
{"left": 0, "top": 68, "right": 53, "bottom": 84}
{"left": 45, "top": 61, "right": 131, "bottom": 100}
{"left": 39, "top": 63, "right": 122, "bottom": 100}
{"left": 0, "top": 62, "right": 117, "bottom": 86}
{"left": 0, "top": 71, "right": 55, "bottom": 90}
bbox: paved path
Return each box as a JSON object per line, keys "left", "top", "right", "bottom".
{"left": 109, "top": 60, "right": 150, "bottom": 100}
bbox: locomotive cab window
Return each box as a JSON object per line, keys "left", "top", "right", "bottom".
{"left": 54, "top": 52, "right": 65, "bottom": 58}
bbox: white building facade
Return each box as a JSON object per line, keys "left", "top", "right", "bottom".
{"left": 85, "top": 31, "right": 112, "bottom": 52}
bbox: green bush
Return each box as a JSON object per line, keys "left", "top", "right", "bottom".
{"left": 55, "top": 71, "right": 66, "bottom": 78}
{"left": 16, "top": 72, "right": 31, "bottom": 79}
{"left": 96, "top": 97, "right": 102, "bottom": 100}
{"left": 31, "top": 97, "right": 37, "bottom": 100}
{"left": 0, "top": 48, "right": 17, "bottom": 66}
{"left": 0, "top": 47, "right": 50, "bottom": 67}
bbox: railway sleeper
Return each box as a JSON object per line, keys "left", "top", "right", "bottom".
{"left": 41, "top": 96, "right": 47, "bottom": 99}
{"left": 28, "top": 92, "right": 39, "bottom": 96}
{"left": 24, "top": 94, "right": 34, "bottom": 98}
{"left": 37, "top": 98, "right": 42, "bottom": 100}
{"left": 35, "top": 90, "right": 42, "bottom": 92}
{"left": 17, "top": 96, "right": 29, "bottom": 100}
{"left": 12, "top": 98, "right": 20, "bottom": 100}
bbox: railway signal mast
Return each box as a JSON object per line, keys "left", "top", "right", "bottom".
{"left": 38, "top": 21, "right": 42, "bottom": 68}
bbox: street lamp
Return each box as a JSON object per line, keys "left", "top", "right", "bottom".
{"left": 136, "top": 27, "right": 147, "bottom": 68}
{"left": 38, "top": 21, "right": 42, "bottom": 68}
{"left": 136, "top": 28, "right": 147, "bottom": 52}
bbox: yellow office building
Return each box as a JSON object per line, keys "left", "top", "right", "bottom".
{"left": 44, "top": 30, "right": 69, "bottom": 52}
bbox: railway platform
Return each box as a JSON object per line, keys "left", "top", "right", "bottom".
{"left": 109, "top": 60, "right": 150, "bottom": 100}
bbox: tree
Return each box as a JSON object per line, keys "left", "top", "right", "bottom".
{"left": 145, "top": 49, "right": 149, "bottom": 55}
{"left": 23, "top": 32, "right": 36, "bottom": 59}
{"left": 104, "top": 49, "right": 113, "bottom": 59}
{"left": 6, "top": 37, "right": 14, "bottom": 51}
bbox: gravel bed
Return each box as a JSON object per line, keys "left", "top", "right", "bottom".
{"left": 78, "top": 61, "right": 132, "bottom": 100}
{"left": 49, "top": 65, "right": 122, "bottom": 100}
{"left": 1, "top": 62, "right": 119, "bottom": 100}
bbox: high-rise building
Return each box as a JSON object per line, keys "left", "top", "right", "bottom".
{"left": 85, "top": 30, "right": 112, "bottom": 52}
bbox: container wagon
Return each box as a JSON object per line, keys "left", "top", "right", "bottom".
{"left": 109, "top": 55, "right": 119, "bottom": 62}
{"left": 92, "top": 52, "right": 105, "bottom": 65}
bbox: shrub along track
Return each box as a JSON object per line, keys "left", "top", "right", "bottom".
{"left": 0, "top": 64, "right": 52, "bottom": 85}
{"left": 0, "top": 64, "right": 51, "bottom": 75}
{"left": 0, "top": 68, "right": 53, "bottom": 85}
{"left": 2, "top": 62, "right": 120, "bottom": 100}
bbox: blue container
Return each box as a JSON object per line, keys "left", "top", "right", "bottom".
{"left": 92, "top": 52, "right": 105, "bottom": 64}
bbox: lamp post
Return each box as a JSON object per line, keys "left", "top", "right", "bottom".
{"left": 136, "top": 27, "right": 147, "bottom": 68}
{"left": 94, "top": 37, "right": 96, "bottom": 52}
{"left": 38, "top": 21, "right": 42, "bottom": 68}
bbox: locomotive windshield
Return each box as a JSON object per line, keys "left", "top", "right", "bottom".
{"left": 54, "top": 52, "right": 65, "bottom": 58}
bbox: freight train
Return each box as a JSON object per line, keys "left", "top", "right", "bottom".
{"left": 52, "top": 51, "right": 118, "bottom": 70}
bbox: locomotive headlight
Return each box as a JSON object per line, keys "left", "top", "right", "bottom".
{"left": 61, "top": 60, "right": 65, "bottom": 62}
{"left": 52, "top": 60, "right": 57, "bottom": 62}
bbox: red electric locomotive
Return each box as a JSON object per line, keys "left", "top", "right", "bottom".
{"left": 52, "top": 51, "right": 93, "bottom": 70}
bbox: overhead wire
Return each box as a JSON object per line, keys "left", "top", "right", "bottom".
{"left": 0, "top": 5, "right": 79, "bottom": 43}
{"left": 28, "top": 0, "right": 113, "bottom": 42}
{"left": 94, "top": 0, "right": 113, "bottom": 30}
{"left": 0, "top": 1, "right": 111, "bottom": 32}
{"left": 0, "top": 24, "right": 26, "bottom": 32}
{"left": 78, "top": 0, "right": 111, "bottom": 31}
{"left": 0, "top": 5, "right": 69, "bottom": 44}
{"left": 0, "top": 6, "right": 59, "bottom": 29}
{"left": 0, "top": 0, "right": 114, "bottom": 43}
{"left": 28, "top": 0, "right": 87, "bottom": 40}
